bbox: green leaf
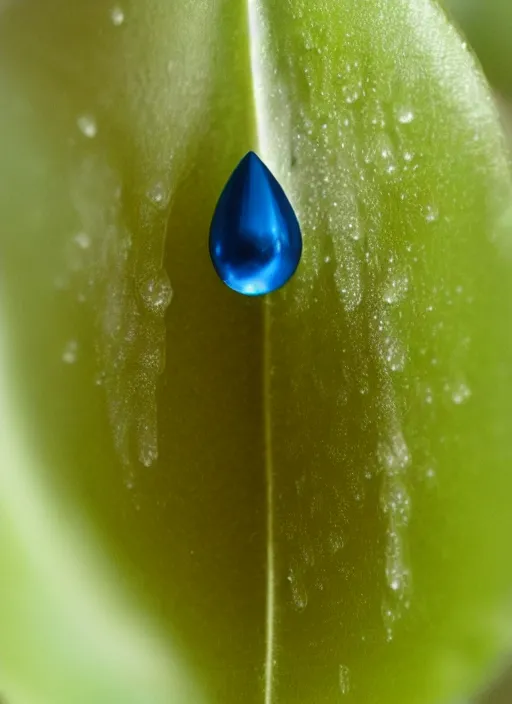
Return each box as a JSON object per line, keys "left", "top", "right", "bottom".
{"left": 0, "top": 1, "right": 511, "bottom": 704}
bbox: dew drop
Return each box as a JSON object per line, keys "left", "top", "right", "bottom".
{"left": 139, "top": 270, "right": 173, "bottom": 315}
{"left": 125, "top": 472, "right": 135, "bottom": 490}
{"left": 342, "top": 83, "right": 360, "bottom": 104}
{"left": 339, "top": 665, "right": 351, "bottom": 695}
{"left": 378, "top": 432, "right": 411, "bottom": 474}
{"left": 74, "top": 231, "right": 91, "bottom": 250}
{"left": 382, "top": 275, "right": 409, "bottom": 305}
{"left": 288, "top": 568, "right": 308, "bottom": 611}
{"left": 425, "top": 467, "right": 436, "bottom": 480}
{"left": 381, "top": 477, "right": 411, "bottom": 527}
{"left": 397, "top": 108, "right": 415, "bottom": 124}
{"left": 451, "top": 382, "right": 471, "bottom": 405}
{"left": 110, "top": 5, "right": 125, "bottom": 25}
{"left": 77, "top": 114, "right": 97, "bottom": 138}
{"left": 424, "top": 205, "right": 439, "bottom": 223}
{"left": 62, "top": 339, "right": 78, "bottom": 364}
{"left": 384, "top": 336, "right": 406, "bottom": 372}
{"left": 146, "top": 182, "right": 170, "bottom": 210}
{"left": 329, "top": 533, "right": 344, "bottom": 555}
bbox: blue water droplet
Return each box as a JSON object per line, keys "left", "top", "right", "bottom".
{"left": 209, "top": 152, "right": 302, "bottom": 296}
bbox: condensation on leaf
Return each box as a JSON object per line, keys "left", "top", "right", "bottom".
{"left": 246, "top": 1, "right": 511, "bottom": 701}
{"left": 67, "top": 154, "right": 171, "bottom": 468}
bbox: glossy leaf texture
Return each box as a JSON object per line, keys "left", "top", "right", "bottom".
{"left": 0, "top": 1, "right": 511, "bottom": 704}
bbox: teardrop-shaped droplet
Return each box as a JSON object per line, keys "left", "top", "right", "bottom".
{"left": 209, "top": 152, "right": 302, "bottom": 296}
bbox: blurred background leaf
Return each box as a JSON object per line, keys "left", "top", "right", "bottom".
{"left": 445, "top": 0, "right": 512, "bottom": 100}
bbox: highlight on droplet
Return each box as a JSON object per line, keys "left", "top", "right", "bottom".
{"left": 209, "top": 152, "right": 302, "bottom": 296}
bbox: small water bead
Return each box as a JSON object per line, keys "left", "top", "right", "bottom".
{"left": 451, "top": 382, "right": 472, "bottom": 405}
{"left": 382, "top": 275, "right": 409, "bottom": 305}
{"left": 378, "top": 432, "right": 411, "bottom": 473}
{"left": 382, "top": 600, "right": 397, "bottom": 640}
{"left": 381, "top": 478, "right": 411, "bottom": 527}
{"left": 146, "top": 181, "right": 170, "bottom": 210}
{"left": 139, "top": 270, "right": 173, "bottom": 315}
{"left": 342, "top": 84, "right": 361, "bottom": 104}
{"left": 425, "top": 205, "right": 439, "bottom": 223}
{"left": 288, "top": 569, "right": 308, "bottom": 611}
{"left": 397, "top": 108, "right": 415, "bottom": 124}
{"left": 385, "top": 534, "right": 410, "bottom": 594}
{"left": 74, "top": 231, "right": 91, "bottom": 250}
{"left": 329, "top": 533, "right": 344, "bottom": 554}
{"left": 77, "top": 114, "right": 97, "bottom": 138}
{"left": 425, "top": 467, "right": 436, "bottom": 480}
{"left": 110, "top": 6, "right": 125, "bottom": 25}
{"left": 339, "top": 665, "right": 351, "bottom": 695}
{"left": 140, "top": 439, "right": 158, "bottom": 467}
{"left": 125, "top": 473, "right": 135, "bottom": 490}
{"left": 62, "top": 339, "right": 78, "bottom": 364}
{"left": 384, "top": 337, "right": 406, "bottom": 372}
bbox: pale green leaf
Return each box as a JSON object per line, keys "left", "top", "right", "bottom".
{"left": 0, "top": 1, "right": 511, "bottom": 704}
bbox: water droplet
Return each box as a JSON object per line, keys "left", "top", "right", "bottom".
{"left": 382, "top": 274, "right": 409, "bottom": 304}
{"left": 384, "top": 336, "right": 406, "bottom": 372}
{"left": 329, "top": 533, "right": 344, "bottom": 554}
{"left": 110, "top": 6, "right": 125, "bottom": 25}
{"left": 424, "top": 205, "right": 439, "bottom": 223}
{"left": 288, "top": 567, "right": 308, "bottom": 611}
{"left": 339, "top": 665, "right": 351, "bottom": 695}
{"left": 209, "top": 152, "right": 302, "bottom": 295}
{"left": 77, "top": 114, "right": 97, "bottom": 138}
{"left": 397, "top": 108, "right": 415, "bottom": 124}
{"left": 425, "top": 467, "right": 436, "bottom": 481}
{"left": 451, "top": 382, "right": 471, "bottom": 405}
{"left": 74, "top": 231, "right": 91, "bottom": 250}
{"left": 378, "top": 432, "right": 411, "bottom": 474}
{"left": 139, "top": 270, "right": 173, "bottom": 315}
{"left": 342, "top": 82, "right": 360, "bottom": 104}
{"left": 147, "top": 182, "right": 170, "bottom": 210}
{"left": 62, "top": 339, "right": 78, "bottom": 364}
{"left": 382, "top": 599, "right": 397, "bottom": 641}
{"left": 381, "top": 477, "right": 411, "bottom": 527}
{"left": 125, "top": 472, "right": 135, "bottom": 490}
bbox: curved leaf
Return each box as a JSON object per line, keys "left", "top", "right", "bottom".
{"left": 0, "top": 1, "right": 511, "bottom": 703}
